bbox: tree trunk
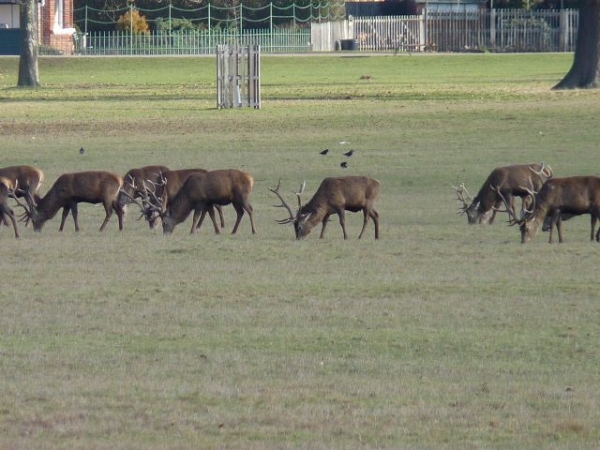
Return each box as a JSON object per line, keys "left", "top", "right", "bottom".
{"left": 554, "top": 0, "right": 600, "bottom": 90}
{"left": 17, "top": 0, "right": 41, "bottom": 88}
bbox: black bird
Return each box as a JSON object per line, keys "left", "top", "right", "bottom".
{"left": 343, "top": 149, "right": 354, "bottom": 157}
{"left": 319, "top": 149, "right": 329, "bottom": 155}
{"left": 79, "top": 147, "right": 85, "bottom": 155}
{"left": 340, "top": 161, "right": 348, "bottom": 169}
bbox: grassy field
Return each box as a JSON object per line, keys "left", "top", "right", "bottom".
{"left": 1, "top": 53, "right": 600, "bottom": 449}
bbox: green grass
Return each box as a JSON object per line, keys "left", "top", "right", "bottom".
{"left": 1, "top": 53, "right": 600, "bottom": 449}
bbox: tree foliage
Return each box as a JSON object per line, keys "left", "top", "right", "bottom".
{"left": 117, "top": 8, "right": 150, "bottom": 34}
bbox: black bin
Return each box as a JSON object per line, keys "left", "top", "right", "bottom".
{"left": 340, "top": 39, "right": 358, "bottom": 51}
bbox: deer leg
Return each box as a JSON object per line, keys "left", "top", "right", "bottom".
{"left": 358, "top": 208, "right": 371, "bottom": 239}
{"left": 243, "top": 201, "right": 256, "bottom": 234}
{"left": 59, "top": 206, "right": 71, "bottom": 232}
{"left": 231, "top": 204, "right": 245, "bottom": 235}
{"left": 113, "top": 201, "right": 124, "bottom": 231}
{"left": 216, "top": 205, "right": 226, "bottom": 228}
{"left": 190, "top": 207, "right": 204, "bottom": 234}
{"left": 556, "top": 215, "right": 563, "bottom": 243}
{"left": 590, "top": 215, "right": 597, "bottom": 241}
{"left": 320, "top": 213, "right": 331, "bottom": 239}
{"left": 99, "top": 202, "right": 114, "bottom": 232}
{"left": 207, "top": 207, "right": 220, "bottom": 234}
{"left": 371, "top": 209, "right": 380, "bottom": 239}
{"left": 336, "top": 209, "right": 347, "bottom": 240}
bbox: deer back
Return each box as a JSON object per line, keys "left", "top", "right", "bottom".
{"left": 162, "top": 168, "right": 209, "bottom": 201}
{"left": 0, "top": 165, "right": 44, "bottom": 197}
{"left": 40, "top": 171, "right": 123, "bottom": 212}
{"left": 305, "top": 176, "right": 379, "bottom": 214}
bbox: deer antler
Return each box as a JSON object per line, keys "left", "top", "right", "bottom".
{"left": 518, "top": 177, "right": 538, "bottom": 216}
{"left": 490, "top": 184, "right": 521, "bottom": 225}
{"left": 9, "top": 182, "right": 34, "bottom": 225}
{"left": 453, "top": 183, "right": 472, "bottom": 215}
{"left": 269, "top": 178, "right": 297, "bottom": 225}
{"left": 529, "top": 162, "right": 553, "bottom": 180}
{"left": 295, "top": 181, "right": 305, "bottom": 210}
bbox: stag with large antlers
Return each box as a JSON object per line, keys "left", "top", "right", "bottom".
{"left": 118, "top": 167, "right": 226, "bottom": 230}
{"left": 514, "top": 176, "right": 600, "bottom": 244}
{"left": 0, "top": 177, "right": 21, "bottom": 238}
{"left": 454, "top": 162, "right": 552, "bottom": 225}
{"left": 270, "top": 176, "right": 380, "bottom": 240}
{"left": 17, "top": 171, "right": 125, "bottom": 232}
{"left": 117, "top": 165, "right": 169, "bottom": 210}
{"left": 161, "top": 169, "right": 256, "bottom": 235}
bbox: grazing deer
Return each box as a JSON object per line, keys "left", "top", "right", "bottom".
{"left": 270, "top": 176, "right": 380, "bottom": 240}
{"left": 454, "top": 162, "right": 552, "bottom": 224}
{"left": 118, "top": 167, "right": 225, "bottom": 230}
{"left": 514, "top": 176, "right": 600, "bottom": 244}
{"left": 161, "top": 169, "right": 256, "bottom": 235}
{"left": 17, "top": 171, "right": 125, "bottom": 232}
{"left": 0, "top": 177, "right": 20, "bottom": 238}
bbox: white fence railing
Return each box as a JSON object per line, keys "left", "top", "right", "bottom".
{"left": 76, "top": 9, "right": 578, "bottom": 55}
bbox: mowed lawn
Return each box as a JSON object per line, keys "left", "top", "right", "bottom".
{"left": 1, "top": 53, "right": 600, "bottom": 449}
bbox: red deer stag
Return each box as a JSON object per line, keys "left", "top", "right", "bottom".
{"left": 161, "top": 169, "right": 256, "bottom": 235}
{"left": 512, "top": 176, "right": 600, "bottom": 244}
{"left": 151, "top": 169, "right": 225, "bottom": 230}
{"left": 0, "top": 177, "right": 21, "bottom": 238}
{"left": 270, "top": 176, "right": 380, "bottom": 240}
{"left": 17, "top": 171, "right": 125, "bottom": 232}
{"left": 454, "top": 162, "right": 552, "bottom": 225}
{"left": 118, "top": 167, "right": 225, "bottom": 230}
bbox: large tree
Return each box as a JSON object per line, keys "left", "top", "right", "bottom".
{"left": 17, "top": 0, "right": 41, "bottom": 87}
{"left": 554, "top": 0, "right": 600, "bottom": 89}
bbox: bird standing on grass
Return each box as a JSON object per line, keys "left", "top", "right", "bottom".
{"left": 343, "top": 149, "right": 355, "bottom": 157}
{"left": 79, "top": 147, "right": 85, "bottom": 155}
{"left": 340, "top": 161, "right": 348, "bottom": 169}
{"left": 319, "top": 149, "right": 329, "bottom": 155}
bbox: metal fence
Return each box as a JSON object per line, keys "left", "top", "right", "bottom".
{"left": 353, "top": 9, "right": 578, "bottom": 53}
{"left": 75, "top": 9, "right": 579, "bottom": 55}
{"left": 81, "top": 29, "right": 311, "bottom": 55}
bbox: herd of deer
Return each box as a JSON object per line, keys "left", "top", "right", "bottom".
{"left": 454, "top": 162, "right": 600, "bottom": 243}
{"left": 4, "top": 161, "right": 599, "bottom": 244}
{"left": 0, "top": 165, "right": 381, "bottom": 240}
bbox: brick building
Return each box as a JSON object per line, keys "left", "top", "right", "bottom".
{"left": 0, "top": 0, "right": 75, "bottom": 54}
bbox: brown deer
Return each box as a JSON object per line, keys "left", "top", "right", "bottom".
{"left": 17, "top": 171, "right": 125, "bottom": 232}
{"left": 270, "top": 176, "right": 380, "bottom": 240}
{"left": 161, "top": 169, "right": 256, "bottom": 235}
{"left": 0, "top": 177, "right": 21, "bottom": 238}
{"left": 0, "top": 165, "right": 44, "bottom": 200}
{"left": 454, "top": 162, "right": 552, "bottom": 225}
{"left": 514, "top": 176, "right": 600, "bottom": 244}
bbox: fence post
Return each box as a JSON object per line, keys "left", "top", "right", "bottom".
{"left": 490, "top": 8, "right": 496, "bottom": 49}
{"left": 559, "top": 8, "right": 567, "bottom": 52}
